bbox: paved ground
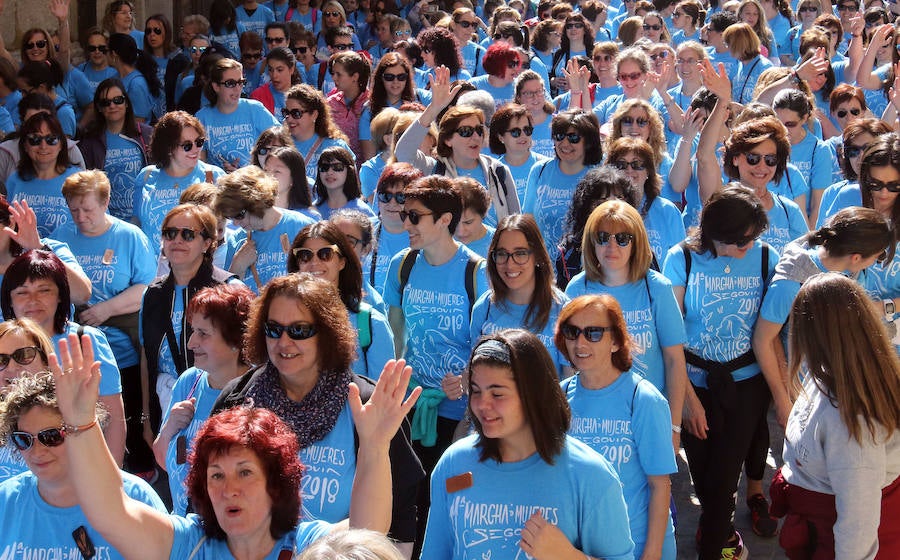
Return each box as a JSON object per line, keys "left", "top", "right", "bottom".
{"left": 673, "top": 407, "right": 788, "bottom": 559}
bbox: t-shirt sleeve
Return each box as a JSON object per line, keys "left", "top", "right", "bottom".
{"left": 662, "top": 245, "right": 687, "bottom": 288}
{"left": 469, "top": 292, "right": 490, "bottom": 347}
{"left": 632, "top": 382, "right": 678, "bottom": 476}
{"left": 759, "top": 278, "right": 801, "bottom": 325}
{"left": 383, "top": 249, "right": 407, "bottom": 308}
{"left": 364, "top": 309, "right": 396, "bottom": 380}
{"left": 84, "top": 327, "right": 122, "bottom": 395}
{"left": 650, "top": 273, "right": 687, "bottom": 347}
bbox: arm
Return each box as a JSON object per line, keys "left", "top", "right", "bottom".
{"left": 52, "top": 334, "right": 175, "bottom": 560}
{"left": 563, "top": 58, "right": 590, "bottom": 111}
{"left": 77, "top": 284, "right": 147, "bottom": 327}
{"left": 856, "top": 25, "right": 893, "bottom": 90}
{"left": 843, "top": 14, "right": 864, "bottom": 84}
{"left": 49, "top": 0, "right": 71, "bottom": 71}
{"left": 662, "top": 344, "right": 686, "bottom": 450}
{"left": 752, "top": 317, "right": 792, "bottom": 427}
{"left": 395, "top": 66, "right": 459, "bottom": 171}
{"left": 696, "top": 60, "right": 730, "bottom": 205}
{"left": 151, "top": 398, "right": 196, "bottom": 471}
{"left": 640, "top": 474, "right": 672, "bottom": 560}
{"left": 669, "top": 108, "right": 703, "bottom": 194}
{"left": 671, "top": 284, "right": 709, "bottom": 439}
{"left": 388, "top": 305, "right": 406, "bottom": 357}
{"left": 100, "top": 393, "right": 127, "bottom": 467}
{"left": 755, "top": 48, "right": 828, "bottom": 106}
{"left": 651, "top": 61, "right": 684, "bottom": 134}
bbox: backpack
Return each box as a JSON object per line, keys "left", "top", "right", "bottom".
{"left": 398, "top": 249, "right": 482, "bottom": 316}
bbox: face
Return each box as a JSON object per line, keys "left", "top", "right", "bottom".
{"left": 455, "top": 208, "right": 486, "bottom": 244}
{"left": 213, "top": 68, "right": 244, "bottom": 107}
{"left": 265, "top": 296, "right": 319, "bottom": 383}
{"left": 713, "top": 229, "right": 757, "bottom": 258}
{"left": 642, "top": 16, "right": 664, "bottom": 41}
{"left": 402, "top": 199, "right": 445, "bottom": 250}
{"left": 867, "top": 164, "right": 900, "bottom": 214}
{"left": 206, "top": 447, "right": 273, "bottom": 541}
{"left": 333, "top": 219, "right": 367, "bottom": 258}
{"left": 146, "top": 18, "right": 165, "bottom": 50}
{"left": 593, "top": 220, "right": 635, "bottom": 276}
{"left": 170, "top": 126, "right": 203, "bottom": 170}
{"left": 317, "top": 158, "right": 348, "bottom": 191}
{"left": 98, "top": 85, "right": 128, "bottom": 124}
{"left": 0, "top": 331, "right": 47, "bottom": 388}
{"left": 378, "top": 182, "right": 404, "bottom": 227}
{"left": 554, "top": 125, "right": 586, "bottom": 164}
{"left": 445, "top": 115, "right": 484, "bottom": 162}
{"left": 614, "top": 150, "right": 650, "bottom": 190}
{"left": 565, "top": 18, "right": 585, "bottom": 42}
{"left": 162, "top": 213, "right": 212, "bottom": 269}
{"left": 469, "top": 363, "right": 530, "bottom": 450}
{"left": 503, "top": 55, "right": 522, "bottom": 82}
{"left": 774, "top": 108, "right": 807, "bottom": 144}
{"left": 454, "top": 15, "right": 478, "bottom": 42}
{"left": 734, "top": 138, "right": 778, "bottom": 190}
{"left": 296, "top": 237, "right": 346, "bottom": 286}
{"left": 268, "top": 61, "right": 295, "bottom": 92}
{"left": 256, "top": 138, "right": 288, "bottom": 169}
{"left": 265, "top": 28, "right": 288, "bottom": 50}
{"left": 323, "top": 7, "right": 343, "bottom": 28}
{"left": 740, "top": 4, "right": 759, "bottom": 27}
{"left": 381, "top": 64, "right": 407, "bottom": 98}
{"left": 264, "top": 156, "right": 292, "bottom": 195}
{"left": 10, "top": 278, "right": 60, "bottom": 334}
{"left": 377, "top": 21, "right": 393, "bottom": 43}
{"left": 516, "top": 79, "right": 545, "bottom": 112}
{"left": 500, "top": 115, "right": 533, "bottom": 154}
{"left": 548, "top": 26, "right": 563, "bottom": 49}
{"left": 493, "top": 229, "right": 536, "bottom": 295}
{"left": 845, "top": 132, "right": 875, "bottom": 175}
{"left": 798, "top": 3, "right": 820, "bottom": 23}
{"left": 17, "top": 406, "right": 68, "bottom": 484}
{"left": 67, "top": 194, "right": 109, "bottom": 236}
{"left": 190, "top": 38, "right": 210, "bottom": 65}
{"left": 181, "top": 22, "right": 199, "bottom": 47}
{"left": 114, "top": 3, "right": 135, "bottom": 30}
{"left": 620, "top": 107, "right": 651, "bottom": 141}
{"left": 331, "top": 63, "right": 358, "bottom": 93}
{"left": 563, "top": 306, "right": 619, "bottom": 374}
{"left": 87, "top": 35, "right": 109, "bottom": 66}
{"left": 421, "top": 46, "right": 436, "bottom": 69}
{"left": 675, "top": 48, "right": 700, "bottom": 81}
{"left": 24, "top": 123, "right": 61, "bottom": 169}
{"left": 592, "top": 51, "right": 614, "bottom": 77}
{"left": 188, "top": 313, "right": 236, "bottom": 373}
{"left": 617, "top": 60, "right": 646, "bottom": 96}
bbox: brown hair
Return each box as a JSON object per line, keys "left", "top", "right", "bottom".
{"left": 555, "top": 294, "right": 633, "bottom": 372}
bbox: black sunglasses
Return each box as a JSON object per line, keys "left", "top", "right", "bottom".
{"left": 717, "top": 234, "right": 756, "bottom": 247}
{"left": 455, "top": 19, "right": 476, "bottom": 28}
{"left": 613, "top": 160, "right": 646, "bottom": 171}
{"left": 643, "top": 24, "right": 662, "bottom": 31}
{"left": 318, "top": 162, "right": 346, "bottom": 173}
{"left": 620, "top": 116, "right": 649, "bottom": 127}
{"left": 291, "top": 46, "right": 308, "bottom": 55}
{"left": 97, "top": 95, "right": 126, "bottom": 108}
{"left": 506, "top": 59, "right": 521, "bottom": 69}
{"left": 382, "top": 72, "right": 408, "bottom": 82}
{"left": 565, "top": 22, "right": 585, "bottom": 29}
{"left": 553, "top": 132, "right": 582, "bottom": 144}
{"left": 0, "top": 346, "right": 45, "bottom": 371}
{"left": 506, "top": 126, "right": 534, "bottom": 138}
{"left": 836, "top": 107, "right": 861, "bottom": 119}
{"left": 744, "top": 152, "right": 778, "bottom": 167}
{"left": 293, "top": 245, "right": 342, "bottom": 263}
{"left": 844, "top": 144, "right": 866, "bottom": 158}
{"left": 455, "top": 125, "right": 485, "bottom": 138}
{"left": 865, "top": 178, "right": 900, "bottom": 193}
{"left": 263, "top": 321, "right": 318, "bottom": 340}
{"left": 399, "top": 209, "right": 434, "bottom": 225}
{"left": 86, "top": 45, "right": 108, "bottom": 53}
{"left": 490, "top": 248, "right": 532, "bottom": 264}
{"left": 323, "top": 10, "right": 342, "bottom": 16}
{"left": 798, "top": 6, "right": 819, "bottom": 12}
{"left": 25, "top": 40, "right": 48, "bottom": 50}
{"left": 377, "top": 191, "right": 406, "bottom": 204}
{"left": 145, "top": 26, "right": 164, "bottom": 35}
{"left": 282, "top": 107, "right": 309, "bottom": 119}
{"left": 265, "top": 36, "right": 287, "bottom": 43}
{"left": 217, "top": 78, "right": 246, "bottom": 88}
{"left": 180, "top": 137, "right": 205, "bottom": 152}
{"left": 162, "top": 227, "right": 208, "bottom": 241}
{"left": 596, "top": 231, "right": 635, "bottom": 246}
{"left": 227, "top": 209, "right": 248, "bottom": 221}
{"left": 25, "top": 134, "right": 60, "bottom": 147}
{"left": 560, "top": 323, "right": 611, "bottom": 343}
{"left": 649, "top": 51, "right": 669, "bottom": 61}
{"left": 11, "top": 426, "right": 66, "bottom": 451}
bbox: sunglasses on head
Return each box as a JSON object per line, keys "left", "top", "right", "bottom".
{"left": 263, "top": 321, "right": 317, "bottom": 340}
{"left": 281, "top": 107, "right": 309, "bottom": 119}
{"left": 506, "top": 126, "right": 534, "bottom": 138}
{"left": 180, "top": 137, "right": 205, "bottom": 152}
{"left": 377, "top": 191, "right": 406, "bottom": 204}
{"left": 399, "top": 209, "right": 434, "bottom": 225}
{"left": 844, "top": 144, "right": 866, "bottom": 158}
{"left": 25, "top": 134, "right": 60, "bottom": 147}
{"left": 291, "top": 46, "right": 308, "bottom": 55}
{"left": 565, "top": 22, "right": 585, "bottom": 29}
{"left": 145, "top": 26, "right": 163, "bottom": 35}
{"left": 162, "top": 227, "right": 208, "bottom": 242}
{"left": 560, "top": 323, "right": 611, "bottom": 343}
{"left": 596, "top": 231, "right": 634, "bottom": 246}
{"left": 836, "top": 107, "right": 861, "bottom": 119}
{"left": 10, "top": 426, "right": 65, "bottom": 451}
{"left": 490, "top": 248, "right": 532, "bottom": 264}
{"left": 455, "top": 125, "right": 485, "bottom": 138}
{"left": 613, "top": 159, "right": 646, "bottom": 171}
{"left": 292, "top": 245, "right": 342, "bottom": 263}
{"left": 382, "top": 71, "right": 408, "bottom": 82}
{"left": 743, "top": 152, "right": 778, "bottom": 167}
{"left": 620, "top": 116, "right": 649, "bottom": 127}
{"left": 553, "top": 131, "right": 582, "bottom": 144}
{"left": 227, "top": 209, "right": 248, "bottom": 221}
{"left": 865, "top": 178, "right": 900, "bottom": 192}
{"left": 643, "top": 24, "right": 662, "bottom": 31}
{"left": 318, "top": 162, "right": 346, "bottom": 173}
{"left": 87, "top": 44, "right": 108, "bottom": 53}
{"left": 25, "top": 40, "right": 48, "bottom": 50}
{"left": 0, "top": 346, "right": 45, "bottom": 371}
{"left": 97, "top": 95, "right": 126, "bottom": 108}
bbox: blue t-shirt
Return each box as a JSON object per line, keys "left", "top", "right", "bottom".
{"left": 53, "top": 322, "right": 121, "bottom": 396}
{"left": 522, "top": 159, "right": 593, "bottom": 263}
{"left": 6, "top": 167, "right": 79, "bottom": 237}
{"left": 0, "top": 444, "right": 26, "bottom": 484}
{"left": 790, "top": 132, "right": 835, "bottom": 201}
{"left": 816, "top": 182, "right": 860, "bottom": 228}
{"left": 296, "top": 402, "right": 358, "bottom": 521}
{"left": 293, "top": 135, "right": 354, "bottom": 179}
{"left": 759, "top": 245, "right": 828, "bottom": 327}
{"left": 769, "top": 13, "right": 793, "bottom": 58}
{"left": 315, "top": 197, "right": 376, "bottom": 221}
{"left": 760, "top": 194, "right": 809, "bottom": 254}
{"left": 59, "top": 67, "right": 93, "bottom": 119}
{"left": 0, "top": 90, "right": 21, "bottom": 128}
{"left": 0, "top": 470, "right": 166, "bottom": 559}
{"left": 169, "top": 514, "right": 331, "bottom": 559}
{"left": 197, "top": 98, "right": 280, "bottom": 168}
{"left": 662, "top": 241, "right": 779, "bottom": 387}
{"left": 467, "top": 75, "right": 516, "bottom": 109}
{"left": 460, "top": 224, "right": 494, "bottom": 258}
{"left": 862, "top": 242, "right": 900, "bottom": 303}
{"left": 370, "top": 224, "right": 409, "bottom": 294}
{"left": 122, "top": 69, "right": 154, "bottom": 121}
{"left": 421, "top": 434, "right": 635, "bottom": 560}
{"left": 707, "top": 48, "right": 740, "bottom": 83}
{"left": 209, "top": 23, "right": 247, "bottom": 58}
{"left": 732, "top": 54, "right": 774, "bottom": 105}
{"left": 461, "top": 41, "right": 485, "bottom": 76}
{"left": 565, "top": 270, "right": 686, "bottom": 394}
{"left": 78, "top": 63, "right": 119, "bottom": 94}
{"left": 529, "top": 117, "right": 555, "bottom": 159}
{"left": 286, "top": 8, "right": 322, "bottom": 35}
{"left": 499, "top": 151, "right": 550, "bottom": 203}
{"left": 359, "top": 154, "right": 386, "bottom": 202}
{"left": 642, "top": 195, "right": 686, "bottom": 263}
{"left": 593, "top": 91, "right": 669, "bottom": 127}
{"left": 104, "top": 132, "right": 146, "bottom": 221}
{"left": 383, "top": 245, "right": 489, "bottom": 420}
{"left": 349, "top": 305, "right": 395, "bottom": 379}
{"left": 564, "top": 372, "right": 677, "bottom": 560}
{"left": 770, "top": 163, "right": 811, "bottom": 204}
{"left": 235, "top": 3, "right": 276, "bottom": 36}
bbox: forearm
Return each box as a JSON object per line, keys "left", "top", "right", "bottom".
{"left": 640, "top": 475, "right": 672, "bottom": 560}
{"left": 99, "top": 283, "right": 147, "bottom": 316}
{"left": 856, "top": 49, "right": 881, "bottom": 90}
{"left": 845, "top": 36, "right": 863, "bottom": 83}
{"left": 100, "top": 393, "right": 126, "bottom": 466}
{"left": 388, "top": 306, "right": 406, "bottom": 357}
{"left": 66, "top": 266, "right": 92, "bottom": 305}
{"left": 662, "top": 346, "right": 686, "bottom": 428}
{"left": 755, "top": 73, "right": 791, "bottom": 106}
{"left": 668, "top": 139, "right": 693, "bottom": 193}
{"left": 349, "top": 445, "right": 392, "bottom": 533}
{"left": 659, "top": 92, "right": 684, "bottom": 134}
{"left": 752, "top": 321, "right": 792, "bottom": 411}
{"left": 394, "top": 121, "right": 433, "bottom": 172}
{"left": 57, "top": 15, "right": 71, "bottom": 70}
{"left": 696, "top": 99, "right": 727, "bottom": 204}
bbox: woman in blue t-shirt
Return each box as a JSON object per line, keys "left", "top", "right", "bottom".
{"left": 143, "top": 14, "right": 182, "bottom": 117}
{"left": 263, "top": 146, "right": 321, "bottom": 221}
{"left": 16, "top": 60, "right": 77, "bottom": 138}
{"left": 107, "top": 33, "right": 163, "bottom": 123}
{"left": 313, "top": 147, "right": 375, "bottom": 220}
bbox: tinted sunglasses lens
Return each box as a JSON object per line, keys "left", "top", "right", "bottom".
{"left": 399, "top": 211, "right": 421, "bottom": 225}
{"left": 264, "top": 321, "right": 316, "bottom": 339}
{"left": 10, "top": 347, "right": 38, "bottom": 366}
{"left": 294, "top": 248, "right": 315, "bottom": 263}
{"left": 11, "top": 432, "right": 34, "bottom": 450}
{"left": 181, "top": 138, "right": 205, "bottom": 151}
{"left": 316, "top": 247, "right": 337, "bottom": 261}
{"left": 560, "top": 324, "right": 579, "bottom": 340}
{"left": 584, "top": 327, "right": 606, "bottom": 342}
{"left": 378, "top": 192, "right": 405, "bottom": 204}
{"left": 263, "top": 321, "right": 283, "bottom": 338}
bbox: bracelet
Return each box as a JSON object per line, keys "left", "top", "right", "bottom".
{"left": 672, "top": 424, "right": 682, "bottom": 433}
{"left": 62, "top": 417, "right": 98, "bottom": 437}
{"left": 141, "top": 412, "right": 150, "bottom": 423}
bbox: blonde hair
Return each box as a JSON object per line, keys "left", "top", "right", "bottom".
{"left": 581, "top": 200, "right": 653, "bottom": 283}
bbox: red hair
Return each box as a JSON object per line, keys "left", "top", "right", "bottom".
{"left": 554, "top": 295, "right": 633, "bottom": 372}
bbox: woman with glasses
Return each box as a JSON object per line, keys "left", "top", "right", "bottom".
{"left": 359, "top": 54, "right": 419, "bottom": 161}
{"left": 641, "top": 12, "right": 671, "bottom": 43}
{"left": 512, "top": 71, "right": 554, "bottom": 158}
{"left": 557, "top": 293, "right": 678, "bottom": 560}
{"left": 489, "top": 103, "right": 550, "bottom": 202}
{"left": 550, "top": 13, "right": 594, "bottom": 96}
{"left": 102, "top": 0, "right": 143, "bottom": 44}
{"left": 785, "top": 0, "right": 821, "bottom": 65}
{"left": 530, "top": 19, "right": 562, "bottom": 76}
{"left": 250, "top": 124, "right": 293, "bottom": 169}
{"left": 450, "top": 8, "right": 487, "bottom": 77}
{"left": 197, "top": 58, "right": 279, "bottom": 171}
{"left": 662, "top": 185, "right": 778, "bottom": 560}
{"left": 263, "top": 146, "right": 321, "bottom": 220}
{"left": 208, "top": 0, "right": 246, "bottom": 59}
{"left": 671, "top": 0, "right": 705, "bottom": 45}
{"left": 16, "top": 60, "right": 77, "bottom": 139}
{"left": 133, "top": 111, "right": 224, "bottom": 255}
{"left": 421, "top": 329, "right": 634, "bottom": 560}
{"left": 395, "top": 66, "right": 519, "bottom": 227}
{"left": 173, "top": 34, "right": 211, "bottom": 106}
{"left": 369, "top": 163, "right": 419, "bottom": 293}
{"left": 313, "top": 146, "right": 375, "bottom": 220}
{"left": 827, "top": 85, "right": 868, "bottom": 148}
{"left": 315, "top": 1, "right": 362, "bottom": 52}
{"left": 669, "top": 41, "right": 707, "bottom": 119}
{"left": 415, "top": 27, "right": 470, "bottom": 90}
{"left": 468, "top": 40, "right": 524, "bottom": 110}
{"left": 471, "top": 214, "right": 570, "bottom": 375}
{"left": 77, "top": 29, "right": 119, "bottom": 101}
{"left": 78, "top": 79, "right": 151, "bottom": 222}
{"left": 143, "top": 14, "right": 181, "bottom": 117}
{"left": 106, "top": 33, "right": 162, "bottom": 124}
{"left": 281, "top": 83, "right": 353, "bottom": 179}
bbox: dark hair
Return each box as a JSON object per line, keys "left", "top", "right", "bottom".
{"left": 108, "top": 33, "right": 162, "bottom": 97}
{"left": 17, "top": 112, "right": 69, "bottom": 179}
{"left": 708, "top": 10, "right": 738, "bottom": 32}
{"left": 417, "top": 27, "right": 463, "bottom": 75}
{"left": 370, "top": 53, "right": 416, "bottom": 117}
{"left": 313, "top": 147, "right": 361, "bottom": 204}
{"left": 376, "top": 162, "right": 423, "bottom": 194}
{"left": 17, "top": 92, "right": 55, "bottom": 123}
{"left": 288, "top": 221, "right": 364, "bottom": 311}
{"left": 18, "top": 59, "right": 64, "bottom": 91}
{"left": 186, "top": 407, "right": 303, "bottom": 540}
{"left": 144, "top": 14, "right": 177, "bottom": 56}
{"left": 251, "top": 125, "right": 293, "bottom": 167}
{"left": 686, "top": 183, "right": 769, "bottom": 256}
{"left": 808, "top": 206, "right": 892, "bottom": 262}
{"left": 210, "top": 0, "right": 239, "bottom": 34}
{"left": 860, "top": 132, "right": 900, "bottom": 242}
{"left": 19, "top": 28, "right": 53, "bottom": 63}
{"left": 328, "top": 51, "right": 371, "bottom": 90}
{"left": 494, "top": 21, "right": 529, "bottom": 49}
{"left": 267, "top": 146, "right": 312, "bottom": 210}
{"left": 0, "top": 57, "right": 19, "bottom": 92}
{"left": 489, "top": 103, "right": 532, "bottom": 154}
{"left": 555, "top": 294, "right": 633, "bottom": 372}
{"left": 265, "top": 47, "right": 301, "bottom": 86}
{"left": 532, "top": 19, "right": 561, "bottom": 52}
{"left": 286, "top": 84, "right": 348, "bottom": 141}
{"left": 563, "top": 166, "right": 640, "bottom": 251}
{"left": 689, "top": 87, "right": 718, "bottom": 113}
{"left": 551, "top": 110, "right": 603, "bottom": 165}
{"left": 403, "top": 175, "right": 463, "bottom": 235}
{"left": 606, "top": 137, "right": 660, "bottom": 216}
{"left": 86, "top": 78, "right": 141, "bottom": 140}
{"left": 0, "top": 196, "right": 22, "bottom": 256}
{"left": 204, "top": 57, "right": 244, "bottom": 104}
{"left": 468, "top": 329, "right": 570, "bottom": 464}
{"left": 1, "top": 250, "right": 71, "bottom": 334}
{"left": 149, "top": 110, "right": 206, "bottom": 168}
{"left": 187, "top": 283, "right": 255, "bottom": 363}
{"left": 723, "top": 116, "right": 790, "bottom": 184}
{"left": 840, "top": 118, "right": 892, "bottom": 180}
{"left": 560, "top": 13, "right": 594, "bottom": 56}
{"left": 436, "top": 106, "right": 485, "bottom": 159}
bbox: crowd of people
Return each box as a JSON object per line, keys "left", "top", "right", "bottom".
{"left": 0, "top": 0, "right": 898, "bottom": 558}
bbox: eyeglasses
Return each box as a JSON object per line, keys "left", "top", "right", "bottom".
{"left": 553, "top": 132, "right": 582, "bottom": 143}
{"left": 454, "top": 125, "right": 485, "bottom": 138}
{"left": 506, "top": 126, "right": 534, "bottom": 138}
{"left": 162, "top": 227, "right": 208, "bottom": 241}
{"left": 798, "top": 5, "right": 819, "bottom": 12}
{"left": 844, "top": 144, "right": 867, "bottom": 158}
{"left": 617, "top": 71, "right": 643, "bottom": 82}
{"left": 743, "top": 152, "right": 778, "bottom": 167}
{"left": 455, "top": 19, "right": 476, "bottom": 28}
{"left": 227, "top": 209, "right": 248, "bottom": 221}
{"left": 292, "top": 245, "right": 342, "bottom": 263}
{"left": 190, "top": 46, "right": 208, "bottom": 54}
{"left": 332, "top": 43, "right": 354, "bottom": 50}
{"left": 676, "top": 58, "right": 699, "bottom": 65}
{"left": 145, "top": 26, "right": 163, "bottom": 35}
{"left": 593, "top": 54, "right": 613, "bottom": 62}
{"left": 256, "top": 146, "right": 277, "bottom": 156}
{"left": 25, "top": 134, "right": 60, "bottom": 147}
{"left": 265, "top": 36, "right": 287, "bottom": 43}
{"left": 25, "top": 40, "right": 47, "bottom": 50}
{"left": 620, "top": 116, "right": 649, "bottom": 127}
{"left": 490, "top": 248, "right": 532, "bottom": 264}
{"left": 422, "top": 46, "right": 433, "bottom": 54}
{"left": 116, "top": 9, "right": 134, "bottom": 16}
{"left": 345, "top": 234, "right": 363, "bottom": 248}
{"left": 0, "top": 346, "right": 45, "bottom": 371}
{"left": 97, "top": 95, "right": 126, "bottom": 108}
{"left": 377, "top": 191, "right": 406, "bottom": 204}
{"left": 519, "top": 89, "right": 543, "bottom": 99}
{"left": 836, "top": 108, "right": 861, "bottom": 119}
{"left": 837, "top": 4, "right": 856, "bottom": 11}
{"left": 10, "top": 427, "right": 66, "bottom": 451}
{"left": 399, "top": 209, "right": 434, "bottom": 225}
{"left": 493, "top": 33, "right": 517, "bottom": 40}
{"left": 382, "top": 72, "right": 408, "bottom": 82}
{"left": 649, "top": 51, "right": 669, "bottom": 61}
{"left": 595, "top": 231, "right": 635, "bottom": 246}
{"left": 291, "top": 46, "right": 308, "bottom": 55}
{"left": 323, "top": 10, "right": 342, "bottom": 17}
{"left": 217, "top": 78, "right": 247, "bottom": 88}
{"left": 865, "top": 18, "right": 883, "bottom": 27}
{"left": 560, "top": 323, "right": 611, "bottom": 343}
{"left": 565, "top": 22, "right": 585, "bottom": 30}
{"left": 612, "top": 159, "right": 646, "bottom": 171}
{"left": 86, "top": 45, "right": 108, "bottom": 53}
{"left": 394, "top": 30, "right": 411, "bottom": 37}
{"left": 865, "top": 178, "right": 900, "bottom": 192}
{"left": 263, "top": 321, "right": 317, "bottom": 340}
{"left": 179, "top": 137, "right": 205, "bottom": 151}
{"left": 281, "top": 107, "right": 309, "bottom": 119}
{"left": 672, "top": 11, "right": 685, "bottom": 18}
{"left": 717, "top": 234, "right": 756, "bottom": 247}
{"left": 318, "top": 162, "right": 346, "bottom": 173}
{"left": 643, "top": 24, "right": 662, "bottom": 31}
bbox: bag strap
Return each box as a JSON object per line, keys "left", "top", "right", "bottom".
{"left": 318, "top": 62, "right": 328, "bottom": 90}
{"left": 398, "top": 249, "right": 419, "bottom": 307}
{"left": 204, "top": 169, "right": 213, "bottom": 184}
{"left": 369, "top": 222, "right": 381, "bottom": 286}
{"left": 680, "top": 241, "right": 692, "bottom": 281}
{"left": 464, "top": 255, "right": 483, "bottom": 317}
{"left": 357, "top": 302, "right": 372, "bottom": 351}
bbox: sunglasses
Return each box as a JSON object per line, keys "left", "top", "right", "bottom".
{"left": 291, "top": 46, "right": 308, "bottom": 55}
{"left": 190, "top": 46, "right": 208, "bottom": 54}
{"left": 560, "top": 323, "right": 611, "bottom": 343}
{"left": 25, "top": 134, "right": 60, "bottom": 147}
{"left": 506, "top": 126, "right": 534, "bottom": 138}
{"left": 455, "top": 125, "right": 485, "bottom": 138}
{"left": 399, "top": 209, "right": 434, "bottom": 225}
{"left": 25, "top": 40, "right": 48, "bottom": 50}
{"left": 613, "top": 160, "right": 646, "bottom": 171}
{"left": 836, "top": 107, "right": 861, "bottom": 119}
{"left": 717, "top": 234, "right": 756, "bottom": 247}
{"left": 617, "top": 71, "right": 643, "bottom": 82}
{"left": 217, "top": 78, "right": 246, "bottom": 88}
{"left": 318, "top": 162, "right": 346, "bottom": 173}
{"left": 649, "top": 51, "right": 669, "bottom": 61}
{"left": 323, "top": 10, "right": 342, "bottom": 16}
{"left": 97, "top": 95, "right": 126, "bottom": 108}
{"left": 10, "top": 427, "right": 65, "bottom": 452}
{"left": 86, "top": 45, "right": 108, "bottom": 53}
{"left": 798, "top": 5, "right": 819, "bottom": 12}
{"left": 292, "top": 245, "right": 342, "bottom": 263}
{"left": 265, "top": 36, "right": 287, "bottom": 43}
{"left": 519, "top": 89, "right": 544, "bottom": 98}
{"left": 565, "top": 22, "right": 585, "bottom": 29}
{"left": 333, "top": 43, "right": 354, "bottom": 50}
{"left": 672, "top": 11, "right": 684, "bottom": 17}
{"left": 377, "top": 191, "right": 406, "bottom": 204}
{"left": 162, "top": 227, "right": 208, "bottom": 241}
{"left": 0, "top": 346, "right": 45, "bottom": 371}
{"left": 243, "top": 51, "right": 263, "bottom": 60}
{"left": 553, "top": 132, "right": 582, "bottom": 144}
{"left": 490, "top": 248, "right": 532, "bottom": 264}
{"left": 180, "top": 137, "right": 205, "bottom": 151}
{"left": 394, "top": 30, "right": 411, "bottom": 37}
{"left": 506, "top": 59, "right": 521, "bottom": 69}
{"left": 145, "top": 26, "right": 164, "bottom": 35}
{"left": 596, "top": 231, "right": 635, "bottom": 246}
{"left": 382, "top": 72, "right": 408, "bottom": 82}
{"left": 743, "top": 152, "right": 778, "bottom": 167}
{"left": 593, "top": 54, "right": 613, "bottom": 62}
{"left": 455, "top": 19, "right": 476, "bottom": 28}
{"left": 227, "top": 209, "right": 248, "bottom": 221}
{"left": 865, "top": 178, "right": 900, "bottom": 193}
{"left": 345, "top": 234, "right": 363, "bottom": 248}
{"left": 620, "top": 116, "right": 649, "bottom": 127}
{"left": 282, "top": 108, "right": 309, "bottom": 119}
{"left": 263, "top": 320, "right": 317, "bottom": 340}
{"left": 643, "top": 24, "right": 662, "bottom": 31}
{"left": 844, "top": 144, "right": 867, "bottom": 158}
{"left": 837, "top": 4, "right": 856, "bottom": 11}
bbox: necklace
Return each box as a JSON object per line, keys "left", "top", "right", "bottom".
{"left": 723, "top": 256, "right": 735, "bottom": 274}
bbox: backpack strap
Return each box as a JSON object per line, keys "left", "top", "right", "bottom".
{"left": 357, "top": 301, "right": 372, "bottom": 352}
{"left": 679, "top": 241, "right": 692, "bottom": 281}
{"left": 761, "top": 242, "right": 770, "bottom": 300}
{"left": 474, "top": 45, "right": 484, "bottom": 75}
{"left": 464, "top": 254, "right": 483, "bottom": 317}
{"left": 398, "top": 249, "right": 419, "bottom": 307}
{"left": 537, "top": 159, "right": 550, "bottom": 182}
{"left": 433, "top": 159, "right": 447, "bottom": 175}
{"left": 204, "top": 169, "right": 214, "bottom": 184}
{"left": 318, "top": 62, "right": 328, "bottom": 90}
{"left": 369, "top": 222, "right": 381, "bottom": 286}
{"left": 285, "top": 7, "right": 294, "bottom": 20}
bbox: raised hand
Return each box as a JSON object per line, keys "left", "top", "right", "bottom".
{"left": 682, "top": 107, "right": 705, "bottom": 140}
{"left": 699, "top": 59, "right": 731, "bottom": 102}
{"left": 7, "top": 199, "right": 43, "bottom": 251}
{"left": 51, "top": 334, "right": 102, "bottom": 426}
{"left": 428, "top": 65, "right": 463, "bottom": 112}
{"left": 49, "top": 0, "right": 69, "bottom": 21}
{"left": 796, "top": 47, "right": 829, "bottom": 82}
{"left": 349, "top": 359, "right": 421, "bottom": 449}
